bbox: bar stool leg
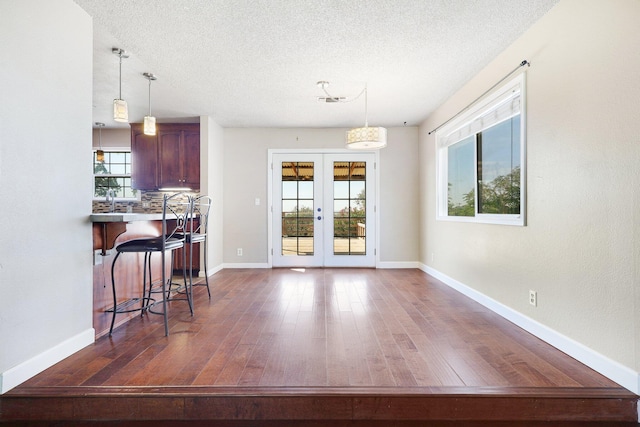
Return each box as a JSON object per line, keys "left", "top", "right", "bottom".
{"left": 108, "top": 252, "right": 123, "bottom": 336}
{"left": 141, "top": 252, "right": 149, "bottom": 317}
{"left": 165, "top": 250, "right": 193, "bottom": 315}
{"left": 176, "top": 246, "right": 193, "bottom": 315}
{"left": 160, "top": 250, "right": 169, "bottom": 336}
{"left": 184, "top": 243, "right": 193, "bottom": 315}
{"left": 202, "top": 237, "right": 210, "bottom": 298}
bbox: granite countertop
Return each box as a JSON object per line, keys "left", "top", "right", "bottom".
{"left": 90, "top": 212, "right": 165, "bottom": 223}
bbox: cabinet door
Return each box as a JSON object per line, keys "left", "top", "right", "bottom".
{"left": 182, "top": 129, "right": 200, "bottom": 189}
{"left": 131, "top": 125, "right": 158, "bottom": 190}
{"left": 157, "top": 129, "right": 183, "bottom": 188}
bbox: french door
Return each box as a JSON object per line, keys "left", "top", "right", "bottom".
{"left": 271, "top": 152, "right": 376, "bottom": 267}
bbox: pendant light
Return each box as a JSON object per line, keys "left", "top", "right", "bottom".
{"left": 112, "top": 48, "right": 129, "bottom": 122}
{"left": 143, "top": 72, "right": 157, "bottom": 136}
{"left": 345, "top": 84, "right": 387, "bottom": 149}
{"left": 95, "top": 122, "right": 105, "bottom": 162}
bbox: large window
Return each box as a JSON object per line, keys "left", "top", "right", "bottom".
{"left": 93, "top": 151, "right": 138, "bottom": 199}
{"left": 436, "top": 74, "right": 525, "bottom": 226}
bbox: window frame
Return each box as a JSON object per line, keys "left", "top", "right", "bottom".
{"left": 436, "top": 73, "right": 526, "bottom": 226}
{"left": 92, "top": 148, "right": 140, "bottom": 201}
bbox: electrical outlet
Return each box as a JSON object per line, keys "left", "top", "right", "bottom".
{"left": 237, "top": 248, "right": 243, "bottom": 256}
{"left": 529, "top": 290, "right": 537, "bottom": 307}
{"left": 93, "top": 250, "right": 103, "bottom": 266}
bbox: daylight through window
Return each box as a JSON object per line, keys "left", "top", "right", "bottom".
{"left": 93, "top": 151, "right": 138, "bottom": 199}
{"left": 436, "top": 74, "right": 525, "bottom": 226}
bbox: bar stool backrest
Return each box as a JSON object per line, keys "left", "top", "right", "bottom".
{"left": 191, "top": 195, "right": 212, "bottom": 236}
{"left": 163, "top": 192, "right": 191, "bottom": 248}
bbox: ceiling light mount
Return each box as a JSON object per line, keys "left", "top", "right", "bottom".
{"left": 315, "top": 80, "right": 362, "bottom": 103}
{"left": 112, "top": 47, "right": 129, "bottom": 123}
{"left": 111, "top": 47, "right": 130, "bottom": 59}
{"left": 143, "top": 72, "right": 157, "bottom": 136}
{"left": 143, "top": 72, "right": 157, "bottom": 81}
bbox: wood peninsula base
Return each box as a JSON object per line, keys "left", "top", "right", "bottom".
{"left": 92, "top": 220, "right": 163, "bottom": 338}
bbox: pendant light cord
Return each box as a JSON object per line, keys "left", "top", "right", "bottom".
{"left": 118, "top": 53, "right": 123, "bottom": 100}
{"left": 364, "top": 84, "right": 369, "bottom": 128}
{"left": 143, "top": 73, "right": 156, "bottom": 116}
{"left": 95, "top": 122, "right": 105, "bottom": 150}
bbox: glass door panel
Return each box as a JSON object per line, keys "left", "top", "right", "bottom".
{"left": 273, "top": 154, "right": 323, "bottom": 267}
{"left": 323, "top": 153, "right": 375, "bottom": 267}
{"left": 281, "top": 163, "right": 315, "bottom": 256}
{"left": 333, "top": 162, "right": 366, "bottom": 255}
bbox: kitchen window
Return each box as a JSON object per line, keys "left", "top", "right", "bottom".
{"left": 436, "top": 74, "right": 525, "bottom": 226}
{"left": 93, "top": 150, "right": 138, "bottom": 199}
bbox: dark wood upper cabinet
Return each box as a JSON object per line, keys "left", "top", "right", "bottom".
{"left": 157, "top": 124, "right": 200, "bottom": 190}
{"left": 130, "top": 124, "right": 158, "bottom": 190}
{"left": 181, "top": 129, "right": 201, "bottom": 188}
{"left": 131, "top": 123, "right": 200, "bottom": 190}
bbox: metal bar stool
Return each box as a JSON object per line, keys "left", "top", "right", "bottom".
{"left": 106, "top": 192, "right": 192, "bottom": 336}
{"left": 187, "top": 195, "right": 212, "bottom": 298}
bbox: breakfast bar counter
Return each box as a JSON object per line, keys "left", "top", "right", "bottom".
{"left": 91, "top": 212, "right": 164, "bottom": 253}
{"left": 90, "top": 212, "right": 165, "bottom": 222}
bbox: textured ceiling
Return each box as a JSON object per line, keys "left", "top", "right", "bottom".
{"left": 74, "top": 0, "right": 559, "bottom": 129}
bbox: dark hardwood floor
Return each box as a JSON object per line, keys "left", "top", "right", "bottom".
{"left": 1, "top": 268, "right": 637, "bottom": 425}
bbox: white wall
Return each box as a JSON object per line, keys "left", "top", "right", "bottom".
{"left": 419, "top": 0, "right": 640, "bottom": 391}
{"left": 91, "top": 128, "right": 130, "bottom": 149}
{"left": 0, "top": 0, "right": 94, "bottom": 392}
{"left": 223, "top": 127, "right": 419, "bottom": 266}
{"left": 201, "top": 116, "right": 225, "bottom": 273}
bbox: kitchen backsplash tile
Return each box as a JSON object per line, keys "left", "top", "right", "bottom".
{"left": 92, "top": 190, "right": 198, "bottom": 213}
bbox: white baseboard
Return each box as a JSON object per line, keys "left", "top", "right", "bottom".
{"left": 419, "top": 264, "right": 639, "bottom": 395}
{"left": 221, "top": 262, "right": 419, "bottom": 270}
{"left": 1, "top": 328, "right": 95, "bottom": 394}
{"left": 223, "top": 262, "right": 270, "bottom": 269}
{"left": 199, "top": 263, "right": 224, "bottom": 277}
{"left": 378, "top": 261, "right": 420, "bottom": 269}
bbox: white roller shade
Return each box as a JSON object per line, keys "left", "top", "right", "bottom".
{"left": 440, "top": 80, "right": 522, "bottom": 148}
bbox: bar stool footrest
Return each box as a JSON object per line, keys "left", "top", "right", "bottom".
{"left": 105, "top": 297, "right": 154, "bottom": 314}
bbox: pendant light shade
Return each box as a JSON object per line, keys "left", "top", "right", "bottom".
{"left": 346, "top": 84, "right": 387, "bottom": 150}
{"left": 346, "top": 126, "right": 387, "bottom": 149}
{"left": 95, "top": 122, "right": 105, "bottom": 162}
{"left": 113, "top": 99, "right": 128, "bottom": 123}
{"left": 144, "top": 115, "right": 156, "bottom": 135}
{"left": 112, "top": 48, "right": 129, "bottom": 123}
{"left": 143, "top": 72, "right": 157, "bottom": 136}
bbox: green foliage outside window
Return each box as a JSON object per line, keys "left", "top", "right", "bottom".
{"left": 448, "top": 167, "right": 520, "bottom": 216}
{"left": 282, "top": 205, "right": 314, "bottom": 237}
{"left": 94, "top": 161, "right": 122, "bottom": 197}
{"left": 334, "top": 188, "right": 365, "bottom": 237}
{"left": 93, "top": 152, "right": 137, "bottom": 199}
